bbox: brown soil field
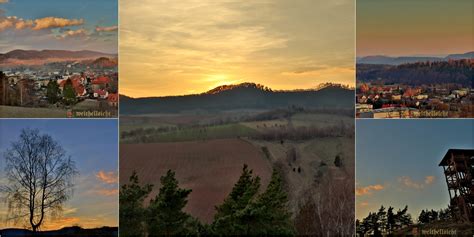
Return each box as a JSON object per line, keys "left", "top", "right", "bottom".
{"left": 120, "top": 138, "right": 273, "bottom": 223}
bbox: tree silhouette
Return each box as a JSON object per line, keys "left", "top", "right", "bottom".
{"left": 46, "top": 80, "right": 60, "bottom": 104}
{"left": 146, "top": 170, "right": 197, "bottom": 236}
{"left": 212, "top": 165, "right": 294, "bottom": 236}
{"left": 119, "top": 171, "right": 153, "bottom": 237}
{"left": 1, "top": 128, "right": 78, "bottom": 232}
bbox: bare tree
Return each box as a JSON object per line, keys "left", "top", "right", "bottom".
{"left": 1, "top": 128, "right": 78, "bottom": 232}
{"left": 295, "top": 168, "right": 355, "bottom": 236}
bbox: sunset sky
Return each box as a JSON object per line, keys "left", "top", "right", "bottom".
{"left": 0, "top": 0, "right": 117, "bottom": 53}
{"left": 120, "top": 0, "right": 355, "bottom": 97}
{"left": 357, "top": 0, "right": 473, "bottom": 57}
{"left": 0, "top": 120, "right": 118, "bottom": 230}
{"left": 356, "top": 120, "right": 474, "bottom": 220}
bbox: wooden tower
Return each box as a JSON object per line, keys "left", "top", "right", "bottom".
{"left": 439, "top": 149, "right": 474, "bottom": 222}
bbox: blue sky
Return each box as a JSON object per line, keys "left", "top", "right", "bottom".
{"left": 356, "top": 119, "right": 474, "bottom": 220}
{"left": 0, "top": 119, "right": 118, "bottom": 229}
{"left": 0, "top": 0, "right": 117, "bottom": 53}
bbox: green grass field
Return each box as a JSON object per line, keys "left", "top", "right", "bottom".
{"left": 127, "top": 123, "right": 259, "bottom": 143}
{"left": 0, "top": 105, "right": 67, "bottom": 118}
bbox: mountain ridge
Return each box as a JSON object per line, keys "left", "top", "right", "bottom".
{"left": 357, "top": 51, "right": 473, "bottom": 65}
{"left": 120, "top": 82, "right": 355, "bottom": 114}
{"left": 0, "top": 49, "right": 117, "bottom": 66}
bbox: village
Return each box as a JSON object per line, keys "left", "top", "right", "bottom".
{"left": 0, "top": 63, "right": 118, "bottom": 117}
{"left": 356, "top": 83, "right": 473, "bottom": 118}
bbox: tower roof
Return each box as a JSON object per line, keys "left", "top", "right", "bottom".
{"left": 439, "top": 149, "right": 474, "bottom": 166}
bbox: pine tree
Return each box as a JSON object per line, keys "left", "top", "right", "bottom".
{"left": 146, "top": 169, "right": 196, "bottom": 236}
{"left": 119, "top": 171, "right": 153, "bottom": 237}
{"left": 62, "top": 79, "right": 77, "bottom": 105}
{"left": 386, "top": 206, "right": 395, "bottom": 234}
{"left": 248, "top": 169, "right": 295, "bottom": 236}
{"left": 46, "top": 80, "right": 60, "bottom": 104}
{"left": 212, "top": 165, "right": 295, "bottom": 236}
{"left": 212, "top": 164, "right": 261, "bottom": 235}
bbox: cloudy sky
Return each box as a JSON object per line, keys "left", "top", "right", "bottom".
{"left": 120, "top": 0, "right": 355, "bottom": 97}
{"left": 356, "top": 119, "right": 474, "bottom": 220}
{"left": 0, "top": 120, "right": 118, "bottom": 230}
{"left": 357, "top": 0, "right": 473, "bottom": 57}
{"left": 0, "top": 0, "right": 118, "bottom": 53}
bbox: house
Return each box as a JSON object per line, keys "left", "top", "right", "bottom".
{"left": 91, "top": 76, "right": 111, "bottom": 91}
{"left": 93, "top": 89, "right": 109, "bottom": 99}
{"left": 107, "top": 93, "right": 118, "bottom": 107}
{"left": 59, "top": 78, "right": 87, "bottom": 97}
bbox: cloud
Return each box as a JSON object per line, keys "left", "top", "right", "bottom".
{"left": 15, "top": 19, "right": 34, "bottom": 30}
{"left": 32, "top": 17, "right": 84, "bottom": 30}
{"left": 359, "top": 201, "right": 369, "bottom": 207}
{"left": 398, "top": 176, "right": 435, "bottom": 189}
{"left": 42, "top": 217, "right": 81, "bottom": 230}
{"left": 0, "top": 16, "right": 16, "bottom": 31}
{"left": 0, "top": 16, "right": 84, "bottom": 32}
{"left": 424, "top": 175, "right": 435, "bottom": 185}
{"left": 96, "top": 25, "right": 118, "bottom": 32}
{"left": 0, "top": 0, "right": 8, "bottom": 3}
{"left": 93, "top": 188, "right": 119, "bottom": 196}
{"left": 96, "top": 170, "right": 118, "bottom": 184}
{"left": 56, "top": 28, "right": 88, "bottom": 39}
{"left": 356, "top": 184, "right": 384, "bottom": 196}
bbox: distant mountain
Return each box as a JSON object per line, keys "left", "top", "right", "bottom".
{"left": 445, "top": 52, "right": 474, "bottom": 60}
{"left": 0, "top": 49, "right": 117, "bottom": 66}
{"left": 81, "top": 57, "right": 118, "bottom": 68}
{"left": 120, "top": 82, "right": 355, "bottom": 114}
{"left": 357, "top": 52, "right": 473, "bottom": 65}
{"left": 357, "top": 59, "right": 473, "bottom": 86}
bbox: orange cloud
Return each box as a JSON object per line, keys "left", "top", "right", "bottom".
{"left": 0, "top": 16, "right": 84, "bottom": 32}
{"left": 93, "top": 188, "right": 119, "bottom": 196}
{"left": 15, "top": 19, "right": 34, "bottom": 30}
{"left": 42, "top": 217, "right": 81, "bottom": 230}
{"left": 0, "top": 0, "right": 8, "bottom": 3}
{"left": 398, "top": 176, "right": 435, "bottom": 189}
{"left": 359, "top": 201, "right": 369, "bottom": 207}
{"left": 32, "top": 17, "right": 84, "bottom": 30}
{"left": 356, "top": 184, "right": 384, "bottom": 196}
{"left": 96, "top": 171, "right": 118, "bottom": 184}
{"left": 96, "top": 25, "right": 118, "bottom": 32}
{"left": 0, "top": 17, "right": 16, "bottom": 31}
{"left": 424, "top": 176, "right": 435, "bottom": 185}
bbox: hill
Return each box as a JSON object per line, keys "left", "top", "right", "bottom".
{"left": 0, "top": 226, "right": 118, "bottom": 237}
{"left": 357, "top": 51, "right": 473, "bottom": 65}
{"left": 0, "top": 49, "right": 117, "bottom": 66}
{"left": 120, "top": 83, "right": 355, "bottom": 114}
{"left": 357, "top": 59, "right": 473, "bottom": 86}
{"left": 80, "top": 57, "right": 118, "bottom": 68}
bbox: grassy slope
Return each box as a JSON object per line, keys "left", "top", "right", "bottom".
{"left": 0, "top": 105, "right": 66, "bottom": 118}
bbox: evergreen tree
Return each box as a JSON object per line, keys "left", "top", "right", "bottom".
{"left": 46, "top": 80, "right": 60, "bottom": 104}
{"left": 377, "top": 205, "right": 387, "bottom": 234}
{"left": 386, "top": 206, "right": 395, "bottom": 234}
{"left": 212, "top": 164, "right": 261, "bottom": 235}
{"left": 212, "top": 165, "right": 295, "bottom": 236}
{"left": 62, "top": 79, "right": 77, "bottom": 105}
{"left": 120, "top": 171, "right": 153, "bottom": 237}
{"left": 146, "top": 169, "right": 196, "bottom": 236}
{"left": 247, "top": 169, "right": 295, "bottom": 235}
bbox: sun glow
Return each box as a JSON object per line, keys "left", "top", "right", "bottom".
{"left": 204, "top": 74, "right": 241, "bottom": 90}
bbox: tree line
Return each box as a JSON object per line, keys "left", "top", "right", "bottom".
{"left": 119, "top": 165, "right": 295, "bottom": 236}
{"left": 356, "top": 205, "right": 453, "bottom": 236}
{"left": 357, "top": 59, "right": 473, "bottom": 87}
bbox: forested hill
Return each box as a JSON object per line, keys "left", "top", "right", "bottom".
{"left": 357, "top": 59, "right": 473, "bottom": 86}
{"left": 120, "top": 83, "right": 355, "bottom": 114}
